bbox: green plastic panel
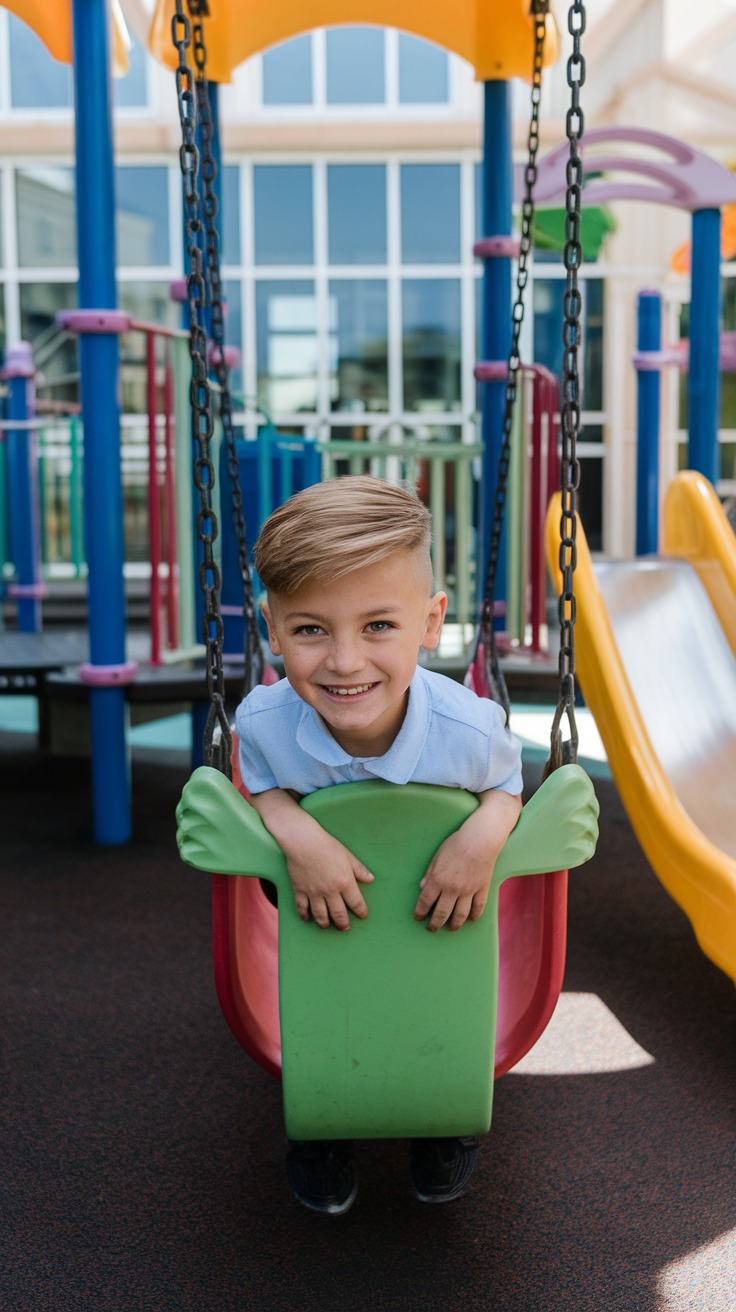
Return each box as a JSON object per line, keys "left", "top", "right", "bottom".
{"left": 177, "top": 767, "right": 599, "bottom": 1139}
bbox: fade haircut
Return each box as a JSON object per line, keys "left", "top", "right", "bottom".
{"left": 253, "top": 475, "right": 433, "bottom": 597}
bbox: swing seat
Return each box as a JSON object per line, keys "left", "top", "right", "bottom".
{"left": 177, "top": 765, "right": 598, "bottom": 1139}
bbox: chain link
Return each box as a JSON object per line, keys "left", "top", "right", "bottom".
{"left": 478, "top": 0, "right": 549, "bottom": 720}
{"left": 546, "top": 0, "right": 585, "bottom": 775}
{"left": 171, "top": 0, "right": 231, "bottom": 777}
{"left": 194, "top": 64, "right": 264, "bottom": 699}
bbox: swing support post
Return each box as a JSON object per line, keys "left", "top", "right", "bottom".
{"left": 72, "top": 0, "right": 131, "bottom": 845}
{"left": 635, "top": 289, "right": 661, "bottom": 555}
{"left": 688, "top": 208, "right": 721, "bottom": 486}
{"left": 480, "top": 80, "right": 513, "bottom": 623}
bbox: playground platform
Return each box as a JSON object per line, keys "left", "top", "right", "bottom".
{"left": 1, "top": 739, "right": 733, "bottom": 1310}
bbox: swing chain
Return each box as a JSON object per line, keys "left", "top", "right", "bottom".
{"left": 192, "top": 35, "right": 264, "bottom": 699}
{"left": 479, "top": 0, "right": 549, "bottom": 720}
{"left": 171, "top": 0, "right": 231, "bottom": 778}
{"left": 546, "top": 0, "right": 586, "bottom": 775}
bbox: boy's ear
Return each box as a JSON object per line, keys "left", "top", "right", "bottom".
{"left": 260, "top": 599, "right": 282, "bottom": 657}
{"left": 421, "top": 591, "right": 448, "bottom": 651}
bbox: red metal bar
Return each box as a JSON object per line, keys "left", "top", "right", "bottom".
{"left": 147, "top": 331, "right": 162, "bottom": 665}
{"left": 529, "top": 369, "right": 544, "bottom": 652}
{"left": 164, "top": 344, "right": 179, "bottom": 650}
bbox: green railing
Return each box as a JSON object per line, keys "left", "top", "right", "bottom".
{"left": 2, "top": 417, "right": 483, "bottom": 628}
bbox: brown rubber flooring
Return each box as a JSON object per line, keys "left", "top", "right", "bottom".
{"left": 0, "top": 735, "right": 735, "bottom": 1311}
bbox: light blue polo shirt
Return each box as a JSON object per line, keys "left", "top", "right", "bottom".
{"left": 235, "top": 663, "right": 523, "bottom": 798}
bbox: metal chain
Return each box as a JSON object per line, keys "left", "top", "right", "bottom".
{"left": 478, "top": 0, "right": 549, "bottom": 720}
{"left": 192, "top": 32, "right": 264, "bottom": 699}
{"left": 171, "top": 0, "right": 232, "bottom": 778}
{"left": 546, "top": 0, "right": 585, "bottom": 775}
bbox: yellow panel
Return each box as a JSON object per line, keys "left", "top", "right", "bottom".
{"left": 149, "top": 0, "right": 558, "bottom": 85}
{"left": 545, "top": 485, "right": 736, "bottom": 984}
{"left": 3, "top": 1, "right": 73, "bottom": 63}
{"left": 662, "top": 470, "right": 736, "bottom": 661}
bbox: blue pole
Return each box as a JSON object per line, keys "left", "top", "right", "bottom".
{"left": 4, "top": 345, "right": 41, "bottom": 632}
{"left": 72, "top": 0, "right": 130, "bottom": 844}
{"left": 481, "top": 81, "right": 512, "bottom": 618}
{"left": 688, "top": 208, "right": 721, "bottom": 486}
{"left": 635, "top": 290, "right": 661, "bottom": 555}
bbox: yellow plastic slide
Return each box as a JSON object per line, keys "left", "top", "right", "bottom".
{"left": 546, "top": 472, "right": 736, "bottom": 984}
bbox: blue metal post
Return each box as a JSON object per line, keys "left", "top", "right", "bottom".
{"left": 72, "top": 0, "right": 130, "bottom": 844}
{"left": 481, "top": 81, "right": 513, "bottom": 617}
{"left": 688, "top": 208, "right": 721, "bottom": 485}
{"left": 4, "top": 345, "right": 41, "bottom": 632}
{"left": 635, "top": 290, "right": 661, "bottom": 555}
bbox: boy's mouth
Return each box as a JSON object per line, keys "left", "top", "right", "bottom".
{"left": 320, "top": 682, "right": 379, "bottom": 701}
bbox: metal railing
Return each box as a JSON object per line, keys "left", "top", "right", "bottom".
{"left": 2, "top": 418, "right": 484, "bottom": 628}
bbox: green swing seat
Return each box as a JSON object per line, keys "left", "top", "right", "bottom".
{"left": 177, "top": 763, "right": 598, "bottom": 1140}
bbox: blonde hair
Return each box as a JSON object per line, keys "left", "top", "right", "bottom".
{"left": 254, "top": 475, "right": 433, "bottom": 596}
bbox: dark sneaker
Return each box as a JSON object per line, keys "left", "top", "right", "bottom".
{"left": 286, "top": 1139, "right": 357, "bottom": 1215}
{"left": 409, "top": 1136, "right": 480, "bottom": 1203}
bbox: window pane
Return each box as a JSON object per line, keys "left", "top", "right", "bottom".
{"left": 0, "top": 286, "right": 5, "bottom": 359}
{"left": 224, "top": 279, "right": 243, "bottom": 394}
{"left": 533, "top": 278, "right": 565, "bottom": 381}
{"left": 398, "top": 35, "right": 448, "bottom": 104}
{"left": 329, "top": 280, "right": 388, "bottom": 412}
{"left": 9, "top": 15, "right": 71, "bottom": 109}
{"left": 578, "top": 457, "right": 603, "bottom": 552}
{"left": 116, "top": 167, "right": 169, "bottom": 266}
{"left": 16, "top": 169, "right": 76, "bottom": 267}
{"left": 475, "top": 162, "right": 481, "bottom": 240}
{"left": 327, "top": 165, "right": 386, "bottom": 265}
{"left": 326, "top": 28, "right": 384, "bottom": 104}
{"left": 20, "top": 283, "right": 78, "bottom": 405}
{"left": 256, "top": 281, "right": 317, "bottom": 412}
{"left": 583, "top": 279, "right": 604, "bottom": 411}
{"left": 263, "top": 35, "right": 312, "bottom": 105}
{"left": 221, "top": 166, "right": 240, "bottom": 265}
{"left": 401, "top": 164, "right": 460, "bottom": 264}
{"left": 114, "top": 36, "right": 147, "bottom": 107}
{"left": 254, "top": 166, "right": 313, "bottom": 266}
{"left": 118, "top": 283, "right": 180, "bottom": 413}
{"left": 402, "top": 279, "right": 461, "bottom": 412}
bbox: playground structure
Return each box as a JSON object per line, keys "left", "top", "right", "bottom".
{"left": 1, "top": 0, "right": 735, "bottom": 1149}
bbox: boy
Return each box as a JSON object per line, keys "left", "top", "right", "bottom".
{"left": 235, "top": 476, "right": 522, "bottom": 1215}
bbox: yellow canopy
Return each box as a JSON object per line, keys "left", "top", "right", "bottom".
{"left": 148, "top": 0, "right": 558, "bottom": 84}
{"left": 4, "top": 0, "right": 132, "bottom": 76}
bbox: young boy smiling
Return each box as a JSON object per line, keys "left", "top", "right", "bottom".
{"left": 235, "top": 476, "right": 522, "bottom": 1214}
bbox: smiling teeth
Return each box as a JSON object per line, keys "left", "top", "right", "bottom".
{"left": 327, "top": 684, "right": 374, "bottom": 696}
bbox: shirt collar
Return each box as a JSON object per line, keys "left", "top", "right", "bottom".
{"left": 295, "top": 666, "right": 430, "bottom": 783}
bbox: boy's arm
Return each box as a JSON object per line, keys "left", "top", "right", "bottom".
{"left": 248, "top": 788, "right": 374, "bottom": 931}
{"left": 413, "top": 788, "right": 522, "bottom": 933}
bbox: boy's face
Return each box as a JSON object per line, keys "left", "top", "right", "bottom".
{"left": 262, "top": 551, "right": 447, "bottom": 753}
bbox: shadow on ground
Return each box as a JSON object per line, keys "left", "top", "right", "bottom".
{"left": 0, "top": 739, "right": 734, "bottom": 1311}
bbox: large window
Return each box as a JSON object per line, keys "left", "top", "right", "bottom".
{"left": 326, "top": 28, "right": 384, "bottom": 104}
{"left": 401, "top": 165, "right": 460, "bottom": 264}
{"left": 254, "top": 166, "right": 314, "bottom": 265}
{"left": 116, "top": 168, "right": 169, "bottom": 267}
{"left": 260, "top": 28, "right": 449, "bottom": 108}
{"left": 9, "top": 14, "right": 71, "bottom": 109}
{"left": 257, "top": 281, "right": 318, "bottom": 413}
{"left": 402, "top": 279, "right": 461, "bottom": 412}
{"left": 262, "top": 35, "right": 312, "bottom": 105}
{"left": 327, "top": 166, "right": 386, "bottom": 265}
{"left": 398, "top": 35, "right": 448, "bottom": 104}
{"left": 114, "top": 36, "right": 148, "bottom": 108}
{"left": 16, "top": 169, "right": 76, "bottom": 267}
{"left": 329, "top": 280, "right": 388, "bottom": 412}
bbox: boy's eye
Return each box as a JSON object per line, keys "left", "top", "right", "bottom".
{"left": 365, "top": 621, "right": 393, "bottom": 633}
{"left": 294, "top": 625, "right": 324, "bottom": 636}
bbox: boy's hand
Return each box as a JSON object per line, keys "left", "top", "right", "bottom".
{"left": 247, "top": 787, "right": 374, "bottom": 931}
{"left": 285, "top": 828, "right": 374, "bottom": 931}
{"left": 414, "top": 789, "right": 522, "bottom": 932}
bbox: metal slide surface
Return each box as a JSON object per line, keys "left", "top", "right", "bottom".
{"left": 545, "top": 472, "right": 736, "bottom": 983}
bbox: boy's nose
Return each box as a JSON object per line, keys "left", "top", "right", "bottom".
{"left": 325, "top": 639, "right": 366, "bottom": 676}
